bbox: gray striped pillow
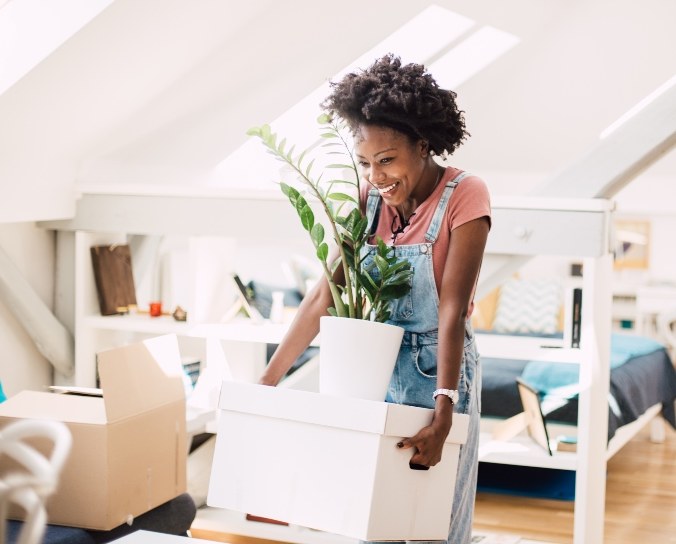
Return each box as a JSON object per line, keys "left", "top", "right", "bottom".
{"left": 492, "top": 278, "right": 562, "bottom": 335}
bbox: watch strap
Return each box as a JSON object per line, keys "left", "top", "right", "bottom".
{"left": 433, "top": 388, "right": 458, "bottom": 404}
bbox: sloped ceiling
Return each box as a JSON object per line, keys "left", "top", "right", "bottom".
{"left": 1, "top": 0, "right": 675, "bottom": 222}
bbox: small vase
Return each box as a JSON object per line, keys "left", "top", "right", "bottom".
{"left": 319, "top": 316, "right": 404, "bottom": 401}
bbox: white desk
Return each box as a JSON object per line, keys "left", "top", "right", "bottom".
{"left": 72, "top": 315, "right": 319, "bottom": 387}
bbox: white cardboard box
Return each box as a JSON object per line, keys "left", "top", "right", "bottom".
{"left": 207, "top": 381, "right": 469, "bottom": 541}
{"left": 0, "top": 335, "right": 187, "bottom": 530}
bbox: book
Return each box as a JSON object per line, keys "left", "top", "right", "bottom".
{"left": 571, "top": 287, "right": 582, "bottom": 348}
{"left": 90, "top": 244, "right": 137, "bottom": 316}
{"left": 231, "top": 274, "right": 265, "bottom": 322}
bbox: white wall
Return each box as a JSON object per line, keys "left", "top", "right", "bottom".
{"left": 1, "top": 0, "right": 675, "bottom": 395}
{"left": 0, "top": 223, "right": 54, "bottom": 396}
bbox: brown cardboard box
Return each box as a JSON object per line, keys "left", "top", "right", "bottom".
{"left": 0, "top": 334, "right": 187, "bottom": 530}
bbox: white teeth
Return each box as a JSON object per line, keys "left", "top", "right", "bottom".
{"left": 379, "top": 182, "right": 397, "bottom": 194}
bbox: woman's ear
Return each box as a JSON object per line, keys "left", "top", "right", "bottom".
{"left": 419, "top": 140, "right": 429, "bottom": 157}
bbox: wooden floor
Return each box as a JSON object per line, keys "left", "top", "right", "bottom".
{"left": 473, "top": 421, "right": 676, "bottom": 543}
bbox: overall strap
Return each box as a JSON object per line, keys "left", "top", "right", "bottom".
{"left": 424, "top": 171, "right": 472, "bottom": 243}
{"left": 365, "top": 188, "right": 382, "bottom": 236}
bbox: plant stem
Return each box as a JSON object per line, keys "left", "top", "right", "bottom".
{"left": 271, "top": 145, "right": 355, "bottom": 317}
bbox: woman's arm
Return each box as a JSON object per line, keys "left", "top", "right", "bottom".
{"left": 399, "top": 216, "right": 490, "bottom": 467}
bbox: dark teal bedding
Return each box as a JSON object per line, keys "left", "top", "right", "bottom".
{"left": 480, "top": 333, "right": 676, "bottom": 440}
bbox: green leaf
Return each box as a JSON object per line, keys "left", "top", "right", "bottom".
{"left": 344, "top": 208, "right": 362, "bottom": 235}
{"left": 317, "top": 113, "right": 331, "bottom": 125}
{"left": 327, "top": 192, "right": 357, "bottom": 204}
{"left": 295, "top": 194, "right": 308, "bottom": 215}
{"left": 316, "top": 242, "right": 329, "bottom": 261}
{"left": 305, "top": 158, "right": 316, "bottom": 178}
{"left": 374, "top": 254, "right": 389, "bottom": 276}
{"left": 326, "top": 163, "right": 353, "bottom": 169}
{"left": 379, "top": 284, "right": 411, "bottom": 301}
{"left": 282, "top": 183, "right": 300, "bottom": 208}
{"left": 311, "top": 223, "right": 325, "bottom": 246}
{"left": 327, "top": 307, "right": 338, "bottom": 317}
{"left": 299, "top": 204, "right": 314, "bottom": 232}
{"left": 354, "top": 216, "right": 368, "bottom": 241}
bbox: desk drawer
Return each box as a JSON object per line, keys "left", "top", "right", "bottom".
{"left": 486, "top": 208, "right": 607, "bottom": 257}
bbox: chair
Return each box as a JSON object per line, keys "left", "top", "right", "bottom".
{"left": 0, "top": 420, "right": 72, "bottom": 544}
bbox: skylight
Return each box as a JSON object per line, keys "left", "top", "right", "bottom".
{"left": 208, "top": 4, "right": 519, "bottom": 191}
{"left": 599, "top": 73, "right": 676, "bottom": 139}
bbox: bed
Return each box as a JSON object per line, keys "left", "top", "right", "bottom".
{"left": 479, "top": 331, "right": 676, "bottom": 442}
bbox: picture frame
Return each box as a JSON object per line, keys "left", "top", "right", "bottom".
{"left": 516, "top": 377, "right": 553, "bottom": 456}
{"left": 613, "top": 219, "right": 650, "bottom": 270}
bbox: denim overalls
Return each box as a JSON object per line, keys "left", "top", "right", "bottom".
{"left": 361, "top": 171, "right": 481, "bottom": 544}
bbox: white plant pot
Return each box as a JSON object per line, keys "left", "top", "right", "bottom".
{"left": 319, "top": 316, "right": 404, "bottom": 401}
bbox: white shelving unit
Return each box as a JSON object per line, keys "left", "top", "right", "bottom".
{"left": 42, "top": 191, "right": 616, "bottom": 544}
{"left": 42, "top": 188, "right": 311, "bottom": 388}
{"left": 482, "top": 197, "right": 615, "bottom": 544}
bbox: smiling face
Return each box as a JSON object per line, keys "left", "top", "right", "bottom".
{"left": 354, "top": 124, "right": 438, "bottom": 217}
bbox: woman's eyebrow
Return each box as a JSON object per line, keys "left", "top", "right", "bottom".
{"left": 355, "top": 147, "right": 397, "bottom": 159}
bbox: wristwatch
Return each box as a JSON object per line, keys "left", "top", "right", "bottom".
{"left": 433, "top": 388, "right": 459, "bottom": 405}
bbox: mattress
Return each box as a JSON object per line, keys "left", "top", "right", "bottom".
{"left": 479, "top": 334, "right": 676, "bottom": 439}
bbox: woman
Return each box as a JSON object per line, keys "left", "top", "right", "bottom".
{"left": 259, "top": 54, "right": 491, "bottom": 544}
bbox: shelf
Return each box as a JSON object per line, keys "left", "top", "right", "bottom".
{"left": 475, "top": 333, "right": 584, "bottom": 364}
{"left": 82, "top": 314, "right": 193, "bottom": 334}
{"left": 81, "top": 314, "right": 320, "bottom": 346}
{"left": 478, "top": 432, "right": 578, "bottom": 470}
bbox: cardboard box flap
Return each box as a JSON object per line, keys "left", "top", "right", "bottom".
{"left": 218, "top": 381, "right": 467, "bottom": 444}
{"left": 98, "top": 334, "right": 185, "bottom": 422}
{"left": 0, "top": 390, "right": 107, "bottom": 424}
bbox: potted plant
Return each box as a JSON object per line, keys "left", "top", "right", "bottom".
{"left": 247, "top": 115, "right": 413, "bottom": 400}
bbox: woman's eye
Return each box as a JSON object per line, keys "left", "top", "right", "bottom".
{"left": 380, "top": 157, "right": 392, "bottom": 164}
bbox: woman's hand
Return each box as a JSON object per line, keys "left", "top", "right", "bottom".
{"left": 257, "top": 373, "right": 280, "bottom": 387}
{"left": 397, "top": 402, "right": 453, "bottom": 468}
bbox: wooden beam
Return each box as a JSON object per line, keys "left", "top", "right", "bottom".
{"left": 533, "top": 81, "right": 676, "bottom": 199}
{"left": 478, "top": 81, "right": 676, "bottom": 294}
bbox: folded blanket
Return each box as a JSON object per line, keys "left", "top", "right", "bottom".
{"left": 521, "top": 332, "right": 665, "bottom": 397}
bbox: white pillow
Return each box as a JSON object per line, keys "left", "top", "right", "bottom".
{"left": 492, "top": 278, "right": 562, "bottom": 335}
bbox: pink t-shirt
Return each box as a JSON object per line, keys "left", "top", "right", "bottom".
{"left": 360, "top": 167, "right": 491, "bottom": 303}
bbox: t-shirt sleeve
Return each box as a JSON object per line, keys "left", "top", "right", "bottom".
{"left": 447, "top": 175, "right": 491, "bottom": 231}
